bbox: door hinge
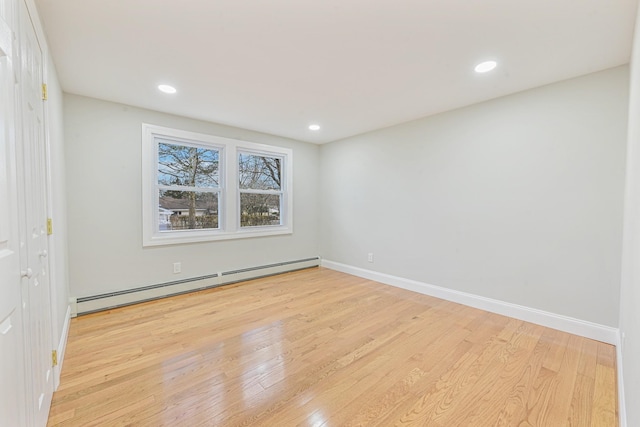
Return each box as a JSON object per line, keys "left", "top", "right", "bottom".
{"left": 47, "top": 218, "right": 53, "bottom": 235}
{"left": 52, "top": 350, "right": 58, "bottom": 367}
{"left": 42, "top": 83, "right": 47, "bottom": 101}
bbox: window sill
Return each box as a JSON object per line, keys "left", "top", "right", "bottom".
{"left": 142, "top": 226, "right": 293, "bottom": 247}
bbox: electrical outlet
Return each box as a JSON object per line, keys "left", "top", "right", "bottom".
{"left": 367, "top": 253, "right": 374, "bottom": 263}
{"left": 173, "top": 262, "right": 181, "bottom": 274}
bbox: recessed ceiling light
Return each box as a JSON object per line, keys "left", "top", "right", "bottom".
{"left": 158, "top": 84, "right": 177, "bottom": 94}
{"left": 474, "top": 60, "right": 497, "bottom": 73}
{"left": 309, "top": 124, "right": 320, "bottom": 131}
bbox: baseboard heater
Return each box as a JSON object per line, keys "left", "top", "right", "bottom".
{"left": 73, "top": 257, "right": 320, "bottom": 316}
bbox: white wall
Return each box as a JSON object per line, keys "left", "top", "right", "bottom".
{"left": 619, "top": 4, "right": 640, "bottom": 426}
{"left": 320, "top": 67, "right": 628, "bottom": 327}
{"left": 64, "top": 94, "right": 320, "bottom": 298}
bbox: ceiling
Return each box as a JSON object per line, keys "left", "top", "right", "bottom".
{"left": 34, "top": 0, "right": 638, "bottom": 144}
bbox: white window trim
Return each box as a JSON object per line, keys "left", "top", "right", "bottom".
{"left": 237, "top": 148, "right": 287, "bottom": 229}
{"left": 142, "top": 124, "right": 293, "bottom": 246}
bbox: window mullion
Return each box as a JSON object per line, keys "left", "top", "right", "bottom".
{"left": 225, "top": 146, "right": 238, "bottom": 231}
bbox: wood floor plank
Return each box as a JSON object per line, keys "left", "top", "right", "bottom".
{"left": 591, "top": 364, "right": 618, "bottom": 426}
{"left": 443, "top": 321, "right": 546, "bottom": 426}
{"left": 47, "top": 267, "right": 618, "bottom": 426}
{"left": 492, "top": 323, "right": 554, "bottom": 426}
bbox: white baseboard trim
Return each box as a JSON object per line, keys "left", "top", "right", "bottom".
{"left": 616, "top": 331, "right": 627, "bottom": 427}
{"left": 321, "top": 259, "right": 619, "bottom": 345}
{"left": 53, "top": 304, "right": 71, "bottom": 390}
{"left": 69, "top": 297, "right": 77, "bottom": 318}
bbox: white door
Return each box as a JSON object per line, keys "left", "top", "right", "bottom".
{"left": 0, "top": 0, "right": 28, "bottom": 426}
{"left": 17, "top": 1, "right": 54, "bottom": 425}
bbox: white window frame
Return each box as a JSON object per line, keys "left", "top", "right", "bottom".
{"left": 237, "top": 149, "right": 287, "bottom": 229}
{"left": 142, "top": 124, "right": 293, "bottom": 246}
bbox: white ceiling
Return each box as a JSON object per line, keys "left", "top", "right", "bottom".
{"left": 34, "top": 0, "right": 638, "bottom": 144}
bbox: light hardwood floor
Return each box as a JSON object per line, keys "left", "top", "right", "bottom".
{"left": 48, "top": 267, "right": 618, "bottom": 426}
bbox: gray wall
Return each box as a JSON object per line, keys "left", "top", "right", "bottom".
{"left": 45, "top": 54, "right": 70, "bottom": 342}
{"left": 64, "top": 94, "right": 320, "bottom": 298}
{"left": 320, "top": 67, "right": 628, "bottom": 327}
{"left": 620, "top": 4, "right": 640, "bottom": 425}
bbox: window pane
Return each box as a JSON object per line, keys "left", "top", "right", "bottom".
{"left": 159, "top": 190, "right": 219, "bottom": 230}
{"left": 238, "top": 153, "right": 281, "bottom": 190}
{"left": 158, "top": 141, "right": 219, "bottom": 188}
{"left": 240, "top": 193, "right": 281, "bottom": 227}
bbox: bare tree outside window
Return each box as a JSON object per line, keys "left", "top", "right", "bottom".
{"left": 157, "top": 141, "right": 220, "bottom": 231}
{"left": 238, "top": 153, "right": 283, "bottom": 227}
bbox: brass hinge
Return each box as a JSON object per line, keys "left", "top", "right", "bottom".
{"left": 47, "top": 218, "right": 53, "bottom": 235}
{"left": 52, "top": 350, "right": 58, "bottom": 367}
{"left": 42, "top": 83, "right": 47, "bottom": 101}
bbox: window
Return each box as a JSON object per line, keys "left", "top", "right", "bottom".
{"left": 238, "top": 152, "right": 283, "bottom": 227}
{"left": 142, "top": 124, "right": 292, "bottom": 246}
{"left": 157, "top": 140, "right": 220, "bottom": 231}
